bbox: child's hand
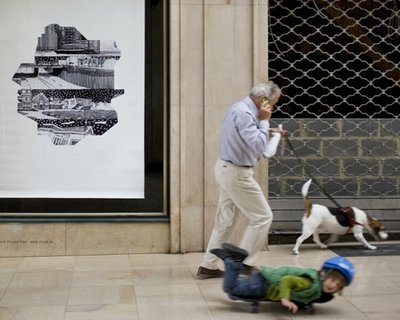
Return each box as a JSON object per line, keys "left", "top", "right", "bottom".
{"left": 281, "top": 298, "right": 298, "bottom": 314}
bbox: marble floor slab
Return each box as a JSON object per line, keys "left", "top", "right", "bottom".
{"left": 0, "top": 242, "right": 399, "bottom": 319}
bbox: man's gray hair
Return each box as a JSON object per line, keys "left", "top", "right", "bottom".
{"left": 250, "top": 81, "right": 281, "bottom": 99}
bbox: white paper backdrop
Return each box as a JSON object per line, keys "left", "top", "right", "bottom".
{"left": 0, "top": 0, "right": 144, "bottom": 199}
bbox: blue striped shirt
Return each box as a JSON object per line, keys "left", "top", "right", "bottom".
{"left": 219, "top": 96, "right": 270, "bottom": 166}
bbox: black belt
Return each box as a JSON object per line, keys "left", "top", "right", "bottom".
{"left": 223, "top": 160, "right": 253, "bottom": 168}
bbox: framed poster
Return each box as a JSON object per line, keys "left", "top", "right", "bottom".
{"left": 0, "top": 0, "right": 167, "bottom": 218}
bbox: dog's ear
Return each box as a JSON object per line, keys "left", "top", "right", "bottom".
{"left": 369, "top": 218, "right": 384, "bottom": 231}
{"left": 366, "top": 213, "right": 379, "bottom": 224}
{"left": 369, "top": 218, "right": 378, "bottom": 226}
{"left": 370, "top": 218, "right": 378, "bottom": 226}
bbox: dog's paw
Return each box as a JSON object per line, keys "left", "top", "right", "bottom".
{"left": 292, "top": 250, "right": 299, "bottom": 255}
{"left": 368, "top": 245, "right": 377, "bottom": 250}
{"left": 319, "top": 244, "right": 328, "bottom": 249}
{"left": 324, "top": 239, "right": 336, "bottom": 246}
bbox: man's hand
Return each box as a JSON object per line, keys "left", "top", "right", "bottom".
{"left": 281, "top": 298, "right": 299, "bottom": 314}
{"left": 269, "top": 127, "right": 288, "bottom": 136}
{"left": 259, "top": 102, "right": 273, "bottom": 120}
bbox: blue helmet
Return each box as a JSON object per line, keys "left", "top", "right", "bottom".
{"left": 322, "top": 256, "right": 355, "bottom": 286}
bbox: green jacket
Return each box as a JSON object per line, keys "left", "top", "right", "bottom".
{"left": 260, "top": 266, "right": 322, "bottom": 304}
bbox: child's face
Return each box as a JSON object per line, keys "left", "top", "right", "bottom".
{"left": 322, "top": 277, "right": 343, "bottom": 293}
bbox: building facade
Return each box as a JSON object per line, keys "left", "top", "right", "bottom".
{"left": 1, "top": 1, "right": 398, "bottom": 257}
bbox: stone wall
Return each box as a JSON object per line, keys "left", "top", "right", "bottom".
{"left": 270, "top": 118, "right": 400, "bottom": 197}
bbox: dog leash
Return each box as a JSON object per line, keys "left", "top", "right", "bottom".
{"left": 284, "top": 135, "right": 343, "bottom": 209}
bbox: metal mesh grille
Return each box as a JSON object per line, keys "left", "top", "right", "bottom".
{"left": 268, "top": 0, "right": 400, "bottom": 199}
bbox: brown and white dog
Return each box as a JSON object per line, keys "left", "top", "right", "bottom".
{"left": 292, "top": 179, "right": 388, "bottom": 255}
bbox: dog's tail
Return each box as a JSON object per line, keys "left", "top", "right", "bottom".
{"left": 302, "top": 179, "right": 313, "bottom": 217}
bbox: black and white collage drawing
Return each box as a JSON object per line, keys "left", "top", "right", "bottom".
{"left": 0, "top": 0, "right": 145, "bottom": 201}
{"left": 13, "top": 24, "right": 124, "bottom": 146}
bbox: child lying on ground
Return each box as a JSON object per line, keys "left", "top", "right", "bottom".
{"left": 211, "top": 243, "right": 355, "bottom": 314}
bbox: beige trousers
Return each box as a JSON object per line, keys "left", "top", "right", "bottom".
{"left": 201, "top": 159, "right": 273, "bottom": 269}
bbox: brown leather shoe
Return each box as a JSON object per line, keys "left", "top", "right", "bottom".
{"left": 197, "top": 266, "right": 224, "bottom": 279}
